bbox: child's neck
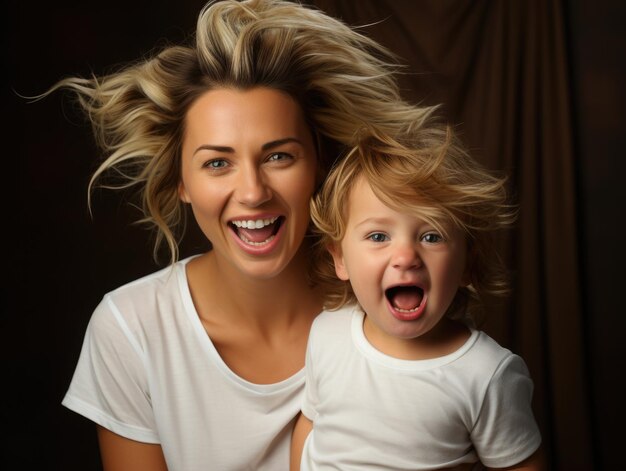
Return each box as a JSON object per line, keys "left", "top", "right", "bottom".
{"left": 362, "top": 317, "right": 471, "bottom": 361}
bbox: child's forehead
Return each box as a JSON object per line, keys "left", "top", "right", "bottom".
{"left": 346, "top": 173, "right": 459, "bottom": 232}
{"left": 348, "top": 173, "right": 372, "bottom": 195}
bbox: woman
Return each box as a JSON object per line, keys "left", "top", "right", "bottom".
{"left": 52, "top": 0, "right": 433, "bottom": 469}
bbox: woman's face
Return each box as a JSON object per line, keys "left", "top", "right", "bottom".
{"left": 179, "top": 87, "right": 318, "bottom": 280}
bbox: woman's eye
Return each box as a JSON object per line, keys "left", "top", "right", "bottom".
{"left": 203, "top": 159, "right": 228, "bottom": 169}
{"left": 367, "top": 233, "right": 389, "bottom": 243}
{"left": 267, "top": 152, "right": 292, "bottom": 162}
{"left": 422, "top": 232, "right": 443, "bottom": 244}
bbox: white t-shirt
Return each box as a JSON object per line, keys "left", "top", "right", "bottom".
{"left": 62, "top": 256, "right": 305, "bottom": 471}
{"left": 301, "top": 306, "right": 542, "bottom": 470}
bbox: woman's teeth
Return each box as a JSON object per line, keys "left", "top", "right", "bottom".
{"left": 238, "top": 234, "right": 276, "bottom": 246}
{"left": 231, "top": 216, "right": 281, "bottom": 246}
{"left": 231, "top": 217, "right": 278, "bottom": 229}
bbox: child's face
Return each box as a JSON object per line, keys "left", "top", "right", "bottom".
{"left": 331, "top": 176, "right": 468, "bottom": 346}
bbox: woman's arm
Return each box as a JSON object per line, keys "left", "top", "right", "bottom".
{"left": 97, "top": 426, "right": 168, "bottom": 471}
{"left": 289, "top": 413, "right": 313, "bottom": 471}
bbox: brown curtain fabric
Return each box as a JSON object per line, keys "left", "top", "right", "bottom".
{"left": 309, "top": 1, "right": 592, "bottom": 469}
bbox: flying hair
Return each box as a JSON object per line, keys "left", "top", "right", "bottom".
{"left": 35, "top": 0, "right": 435, "bottom": 264}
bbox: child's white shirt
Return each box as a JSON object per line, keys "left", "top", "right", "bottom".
{"left": 301, "top": 305, "right": 541, "bottom": 470}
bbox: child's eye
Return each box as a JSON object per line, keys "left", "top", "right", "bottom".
{"left": 367, "top": 232, "right": 389, "bottom": 243}
{"left": 421, "top": 232, "right": 443, "bottom": 244}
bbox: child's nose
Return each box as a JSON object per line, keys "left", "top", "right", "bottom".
{"left": 391, "top": 243, "right": 422, "bottom": 270}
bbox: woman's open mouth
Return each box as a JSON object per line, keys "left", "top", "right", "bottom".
{"left": 230, "top": 216, "right": 284, "bottom": 246}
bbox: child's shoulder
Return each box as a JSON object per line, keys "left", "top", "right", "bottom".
{"left": 471, "top": 330, "right": 513, "bottom": 357}
{"left": 307, "top": 305, "right": 360, "bottom": 359}
{"left": 459, "top": 329, "right": 521, "bottom": 372}
{"left": 311, "top": 304, "right": 359, "bottom": 335}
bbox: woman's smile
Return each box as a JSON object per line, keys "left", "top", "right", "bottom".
{"left": 229, "top": 215, "right": 284, "bottom": 253}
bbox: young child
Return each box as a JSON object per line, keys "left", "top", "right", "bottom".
{"left": 291, "top": 127, "right": 544, "bottom": 470}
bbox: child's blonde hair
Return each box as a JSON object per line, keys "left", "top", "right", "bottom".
{"left": 310, "top": 123, "right": 517, "bottom": 321}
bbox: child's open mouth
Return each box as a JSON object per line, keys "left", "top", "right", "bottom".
{"left": 385, "top": 285, "right": 424, "bottom": 313}
{"left": 230, "top": 216, "right": 283, "bottom": 246}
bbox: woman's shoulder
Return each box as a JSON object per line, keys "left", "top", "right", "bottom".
{"left": 105, "top": 255, "right": 195, "bottom": 301}
{"left": 91, "top": 256, "right": 198, "bottom": 332}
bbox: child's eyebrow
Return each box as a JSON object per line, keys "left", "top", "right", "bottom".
{"left": 354, "top": 217, "right": 396, "bottom": 228}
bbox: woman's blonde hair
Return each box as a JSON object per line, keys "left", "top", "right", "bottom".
{"left": 310, "top": 124, "right": 517, "bottom": 322}
{"left": 41, "top": 0, "right": 434, "bottom": 264}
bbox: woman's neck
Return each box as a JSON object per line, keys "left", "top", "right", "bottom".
{"left": 184, "top": 246, "right": 322, "bottom": 383}
{"left": 186, "top": 246, "right": 321, "bottom": 332}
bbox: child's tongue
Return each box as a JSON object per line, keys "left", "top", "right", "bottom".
{"left": 389, "top": 287, "right": 423, "bottom": 311}
{"left": 237, "top": 224, "right": 275, "bottom": 243}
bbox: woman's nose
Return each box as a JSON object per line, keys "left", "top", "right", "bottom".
{"left": 235, "top": 165, "right": 272, "bottom": 207}
{"left": 391, "top": 243, "right": 422, "bottom": 270}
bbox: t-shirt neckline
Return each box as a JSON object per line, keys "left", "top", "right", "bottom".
{"left": 350, "top": 307, "right": 479, "bottom": 372}
{"left": 175, "top": 255, "right": 305, "bottom": 393}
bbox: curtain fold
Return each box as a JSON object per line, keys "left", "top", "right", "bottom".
{"left": 310, "top": 1, "right": 592, "bottom": 468}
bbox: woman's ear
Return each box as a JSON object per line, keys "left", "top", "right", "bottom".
{"left": 178, "top": 181, "right": 191, "bottom": 203}
{"left": 328, "top": 243, "right": 349, "bottom": 281}
{"left": 460, "top": 267, "right": 472, "bottom": 288}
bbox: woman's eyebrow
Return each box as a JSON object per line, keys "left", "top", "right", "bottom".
{"left": 193, "top": 138, "right": 302, "bottom": 156}
{"left": 193, "top": 144, "right": 234, "bottom": 155}
{"left": 261, "top": 137, "right": 302, "bottom": 151}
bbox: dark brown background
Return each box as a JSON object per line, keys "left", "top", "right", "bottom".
{"left": 3, "top": 1, "right": 624, "bottom": 469}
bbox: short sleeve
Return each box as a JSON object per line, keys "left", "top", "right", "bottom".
{"left": 300, "top": 322, "right": 319, "bottom": 422}
{"left": 61, "top": 295, "right": 159, "bottom": 443}
{"left": 471, "top": 354, "right": 542, "bottom": 468}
